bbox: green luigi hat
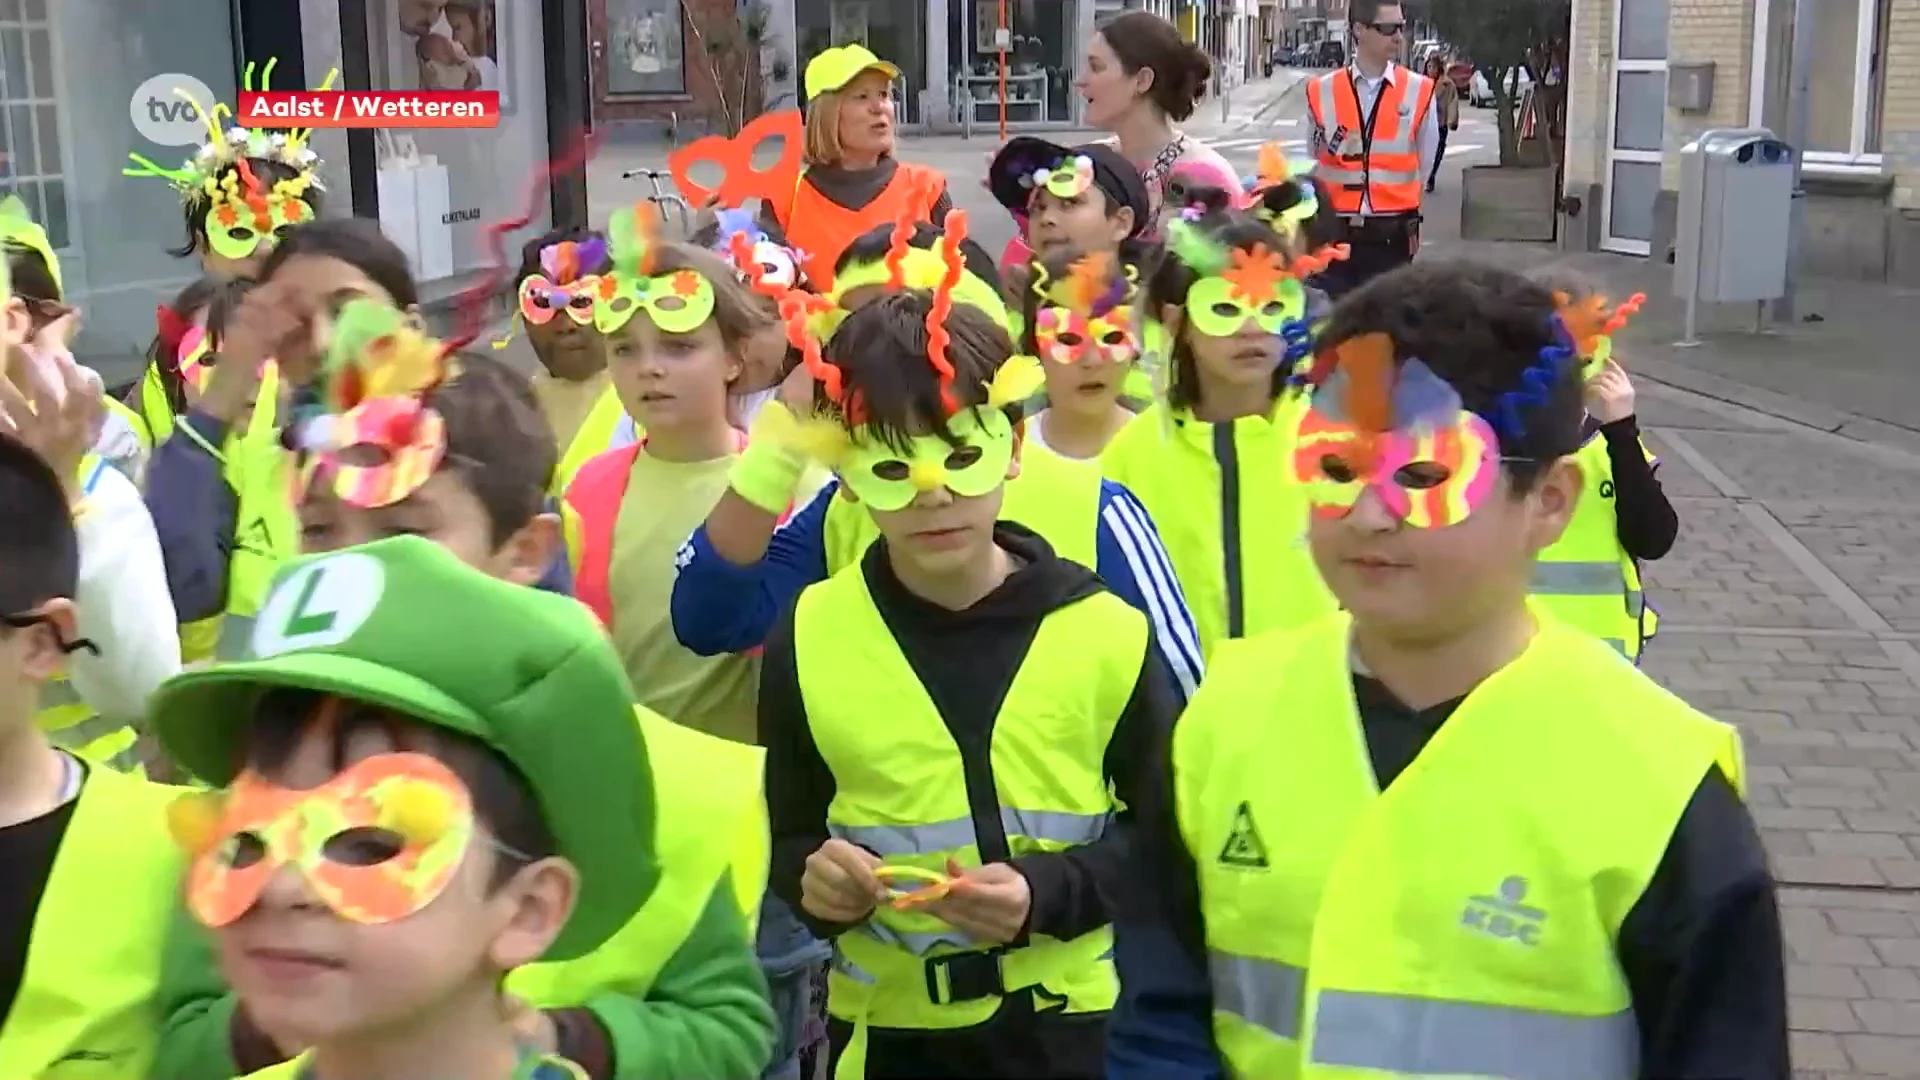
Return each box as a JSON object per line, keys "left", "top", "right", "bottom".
{"left": 805, "top": 44, "right": 901, "bottom": 101}
{"left": 150, "top": 535, "right": 656, "bottom": 961}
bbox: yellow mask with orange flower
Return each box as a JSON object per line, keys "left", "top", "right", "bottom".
{"left": 171, "top": 751, "right": 479, "bottom": 926}
{"left": 124, "top": 58, "right": 332, "bottom": 262}
{"left": 1031, "top": 252, "right": 1139, "bottom": 366}
{"left": 591, "top": 203, "right": 718, "bottom": 336}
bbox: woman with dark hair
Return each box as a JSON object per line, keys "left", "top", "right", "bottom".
{"left": 1074, "top": 11, "right": 1240, "bottom": 236}
{"left": 1424, "top": 53, "right": 1461, "bottom": 192}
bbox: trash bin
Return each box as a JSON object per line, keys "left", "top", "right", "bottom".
{"left": 1673, "top": 128, "right": 1794, "bottom": 305}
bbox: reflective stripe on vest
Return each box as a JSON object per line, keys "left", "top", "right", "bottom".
{"left": 822, "top": 444, "right": 1103, "bottom": 574}
{"left": 37, "top": 687, "right": 143, "bottom": 774}
{"left": 794, "top": 564, "right": 1140, "bottom": 1045}
{"left": 1306, "top": 68, "right": 1434, "bottom": 215}
{"left": 1533, "top": 436, "right": 1649, "bottom": 660}
{"left": 1176, "top": 615, "right": 1743, "bottom": 1079}
{"left": 0, "top": 766, "right": 185, "bottom": 1077}
{"left": 1209, "top": 947, "right": 1637, "bottom": 1077}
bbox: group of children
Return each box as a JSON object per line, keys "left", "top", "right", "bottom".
{"left": 0, "top": 63, "right": 1789, "bottom": 1080}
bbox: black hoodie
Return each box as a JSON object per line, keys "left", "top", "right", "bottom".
{"left": 759, "top": 522, "right": 1180, "bottom": 1080}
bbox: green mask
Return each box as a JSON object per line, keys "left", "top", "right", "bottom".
{"left": 1182, "top": 244, "right": 1307, "bottom": 337}
{"left": 591, "top": 268, "right": 718, "bottom": 335}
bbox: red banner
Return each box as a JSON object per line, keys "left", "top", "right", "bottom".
{"left": 236, "top": 91, "right": 501, "bottom": 129}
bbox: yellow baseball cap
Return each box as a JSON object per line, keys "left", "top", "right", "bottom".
{"left": 805, "top": 44, "right": 902, "bottom": 101}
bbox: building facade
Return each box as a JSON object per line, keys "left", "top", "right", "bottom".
{"left": 1563, "top": 0, "right": 1920, "bottom": 284}
{"left": 28, "top": 0, "right": 587, "bottom": 383}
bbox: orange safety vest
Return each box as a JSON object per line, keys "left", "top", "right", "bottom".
{"left": 1305, "top": 66, "right": 1436, "bottom": 216}
{"left": 773, "top": 162, "right": 944, "bottom": 293}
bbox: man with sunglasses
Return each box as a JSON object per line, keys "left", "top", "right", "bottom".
{"left": 1303, "top": 1, "right": 1439, "bottom": 297}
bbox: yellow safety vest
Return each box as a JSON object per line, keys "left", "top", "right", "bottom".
{"left": 137, "top": 360, "right": 296, "bottom": 663}
{"left": 1174, "top": 611, "right": 1745, "bottom": 1079}
{"left": 512, "top": 705, "right": 768, "bottom": 1008}
{"left": 1533, "top": 433, "right": 1658, "bottom": 660}
{"left": 793, "top": 565, "right": 1133, "bottom": 1075}
{"left": 553, "top": 386, "right": 634, "bottom": 495}
{"left": 0, "top": 765, "right": 187, "bottom": 1078}
{"left": 1101, "top": 395, "right": 1335, "bottom": 660}
{"left": 36, "top": 455, "right": 143, "bottom": 773}
{"left": 822, "top": 442, "right": 1102, "bottom": 574}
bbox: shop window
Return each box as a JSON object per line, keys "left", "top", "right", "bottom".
{"left": 1800, "top": 0, "right": 1890, "bottom": 165}
{"left": 0, "top": 0, "right": 66, "bottom": 250}
{"left": 950, "top": 0, "right": 1076, "bottom": 124}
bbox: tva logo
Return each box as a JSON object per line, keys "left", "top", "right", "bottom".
{"left": 129, "top": 73, "right": 220, "bottom": 147}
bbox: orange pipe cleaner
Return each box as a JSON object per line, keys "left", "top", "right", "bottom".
{"left": 924, "top": 210, "right": 968, "bottom": 414}
{"left": 1335, "top": 333, "right": 1397, "bottom": 475}
{"left": 728, "top": 231, "right": 791, "bottom": 304}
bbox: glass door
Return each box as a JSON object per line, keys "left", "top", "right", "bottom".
{"left": 1602, "top": 0, "right": 1666, "bottom": 256}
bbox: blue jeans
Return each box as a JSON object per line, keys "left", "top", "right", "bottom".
{"left": 757, "top": 893, "right": 832, "bottom": 1080}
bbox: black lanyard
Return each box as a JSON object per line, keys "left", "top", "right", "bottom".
{"left": 1338, "top": 68, "right": 1390, "bottom": 174}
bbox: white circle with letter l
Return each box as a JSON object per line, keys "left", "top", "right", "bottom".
{"left": 250, "top": 553, "right": 387, "bottom": 658}
{"left": 129, "top": 73, "right": 220, "bottom": 147}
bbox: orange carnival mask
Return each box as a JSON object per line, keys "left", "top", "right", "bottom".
{"left": 174, "top": 752, "right": 477, "bottom": 927}
{"left": 1032, "top": 252, "right": 1138, "bottom": 366}
{"left": 1293, "top": 334, "right": 1502, "bottom": 529}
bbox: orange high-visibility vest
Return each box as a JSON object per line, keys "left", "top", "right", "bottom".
{"left": 773, "top": 163, "right": 944, "bottom": 293}
{"left": 1305, "top": 66, "right": 1436, "bottom": 216}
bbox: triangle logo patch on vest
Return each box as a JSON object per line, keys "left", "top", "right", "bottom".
{"left": 238, "top": 515, "right": 273, "bottom": 557}
{"left": 1219, "top": 800, "right": 1270, "bottom": 869}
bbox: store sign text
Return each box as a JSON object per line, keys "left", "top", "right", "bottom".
{"left": 237, "top": 91, "right": 501, "bottom": 129}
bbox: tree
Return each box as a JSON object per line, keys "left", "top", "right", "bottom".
{"left": 686, "top": 0, "right": 795, "bottom": 136}
{"left": 1428, "top": 0, "right": 1569, "bottom": 167}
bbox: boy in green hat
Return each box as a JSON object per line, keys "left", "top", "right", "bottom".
{"left": 150, "top": 535, "right": 658, "bottom": 1080}
{"left": 152, "top": 301, "right": 775, "bottom": 1080}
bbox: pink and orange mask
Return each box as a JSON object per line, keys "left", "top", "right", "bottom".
{"left": 1031, "top": 252, "right": 1138, "bottom": 366}
{"left": 1293, "top": 334, "right": 1502, "bottom": 530}
{"left": 518, "top": 236, "right": 609, "bottom": 328}
{"left": 171, "top": 751, "right": 479, "bottom": 927}
{"left": 294, "top": 298, "right": 457, "bottom": 508}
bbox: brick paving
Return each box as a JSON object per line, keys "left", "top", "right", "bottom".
{"left": 1635, "top": 384, "right": 1920, "bottom": 1076}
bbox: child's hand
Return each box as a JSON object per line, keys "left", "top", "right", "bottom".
{"left": 0, "top": 347, "right": 100, "bottom": 504}
{"left": 206, "top": 281, "right": 310, "bottom": 422}
{"left": 1584, "top": 358, "right": 1636, "bottom": 423}
{"left": 801, "top": 838, "right": 885, "bottom": 923}
{"left": 501, "top": 995, "right": 557, "bottom": 1053}
{"left": 922, "top": 859, "right": 1031, "bottom": 945}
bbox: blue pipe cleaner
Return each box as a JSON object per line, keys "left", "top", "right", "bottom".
{"left": 1280, "top": 318, "right": 1315, "bottom": 369}
{"left": 1486, "top": 316, "right": 1579, "bottom": 443}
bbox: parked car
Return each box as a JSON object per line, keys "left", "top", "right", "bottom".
{"left": 1469, "top": 66, "right": 1533, "bottom": 106}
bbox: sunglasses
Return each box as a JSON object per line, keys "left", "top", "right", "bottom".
{"left": 1362, "top": 21, "right": 1406, "bottom": 35}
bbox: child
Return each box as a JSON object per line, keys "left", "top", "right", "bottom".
{"left": 143, "top": 219, "right": 419, "bottom": 664}
{"left": 987, "top": 138, "right": 1151, "bottom": 270}
{"left": 1525, "top": 268, "right": 1675, "bottom": 661}
{"left": 1019, "top": 249, "right": 1141, "bottom": 461}
{"left": 2, "top": 213, "right": 181, "bottom": 772}
{"left": 1115, "top": 260, "right": 1785, "bottom": 1080}
{"left": 126, "top": 60, "right": 331, "bottom": 279}
{"left": 152, "top": 302, "right": 775, "bottom": 1080}
{"left": 988, "top": 140, "right": 1158, "bottom": 407}
{"left": 671, "top": 212, "right": 1203, "bottom": 703}
{"left": 563, "top": 217, "right": 776, "bottom": 745}
{"left": 0, "top": 196, "right": 149, "bottom": 480}
{"left": 1101, "top": 179, "right": 1347, "bottom": 659}
{"left": 759, "top": 287, "right": 1179, "bottom": 1078}
{"left": 505, "top": 228, "right": 630, "bottom": 494}
{"left": 147, "top": 535, "right": 657, "bottom": 1080}
{"left": 0, "top": 428, "right": 186, "bottom": 1077}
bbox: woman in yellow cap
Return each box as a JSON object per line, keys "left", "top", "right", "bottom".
{"left": 762, "top": 44, "right": 953, "bottom": 294}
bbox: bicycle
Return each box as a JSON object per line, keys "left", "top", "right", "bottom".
{"left": 619, "top": 167, "right": 695, "bottom": 235}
